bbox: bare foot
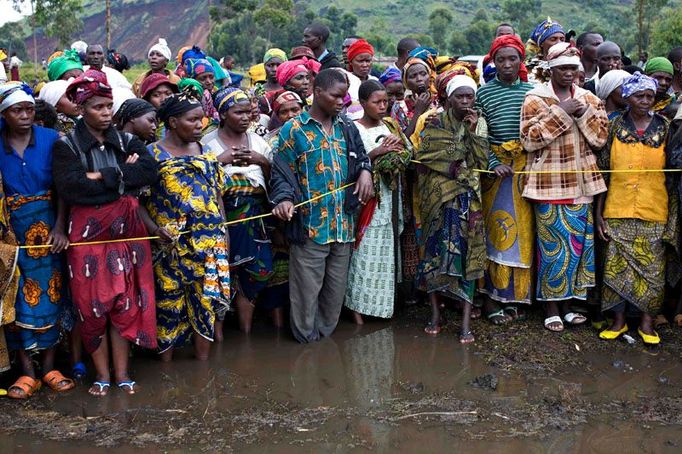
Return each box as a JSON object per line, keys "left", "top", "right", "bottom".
{"left": 88, "top": 381, "right": 110, "bottom": 397}
{"left": 116, "top": 379, "right": 138, "bottom": 395}
{"left": 214, "top": 320, "right": 224, "bottom": 343}
{"left": 459, "top": 331, "right": 475, "bottom": 344}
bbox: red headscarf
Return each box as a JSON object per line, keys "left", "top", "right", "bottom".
{"left": 484, "top": 35, "right": 529, "bottom": 82}
{"left": 346, "top": 39, "right": 375, "bottom": 71}
{"left": 66, "top": 69, "right": 113, "bottom": 105}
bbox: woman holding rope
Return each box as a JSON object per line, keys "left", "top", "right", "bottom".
{"left": 52, "top": 69, "right": 159, "bottom": 396}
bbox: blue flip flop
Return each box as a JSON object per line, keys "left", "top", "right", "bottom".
{"left": 72, "top": 362, "right": 87, "bottom": 381}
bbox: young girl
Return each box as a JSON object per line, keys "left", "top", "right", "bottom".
{"left": 52, "top": 70, "right": 159, "bottom": 396}
{"left": 345, "top": 80, "right": 411, "bottom": 324}
{"left": 203, "top": 87, "right": 274, "bottom": 335}
{"left": 144, "top": 92, "right": 230, "bottom": 361}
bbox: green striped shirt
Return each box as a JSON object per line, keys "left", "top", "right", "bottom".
{"left": 476, "top": 77, "right": 534, "bottom": 146}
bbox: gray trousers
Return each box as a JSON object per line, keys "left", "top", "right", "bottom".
{"left": 289, "top": 239, "right": 352, "bottom": 343}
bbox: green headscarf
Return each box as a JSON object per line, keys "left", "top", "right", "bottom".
{"left": 47, "top": 49, "right": 83, "bottom": 81}
{"left": 263, "top": 48, "right": 287, "bottom": 64}
{"left": 177, "top": 78, "right": 204, "bottom": 100}
{"left": 644, "top": 57, "right": 674, "bottom": 76}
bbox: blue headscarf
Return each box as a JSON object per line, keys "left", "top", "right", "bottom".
{"left": 379, "top": 67, "right": 402, "bottom": 87}
{"left": 185, "top": 58, "right": 215, "bottom": 79}
{"left": 213, "top": 86, "right": 250, "bottom": 114}
{"left": 621, "top": 72, "right": 658, "bottom": 99}
{"left": 530, "top": 17, "right": 564, "bottom": 46}
{"left": 408, "top": 46, "right": 439, "bottom": 62}
{"left": 181, "top": 46, "right": 206, "bottom": 65}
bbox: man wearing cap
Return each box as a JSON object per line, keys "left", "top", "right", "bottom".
{"left": 521, "top": 42, "right": 608, "bottom": 333}
{"left": 132, "top": 38, "right": 181, "bottom": 97}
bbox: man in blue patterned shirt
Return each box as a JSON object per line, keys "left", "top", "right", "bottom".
{"left": 271, "top": 69, "right": 373, "bottom": 343}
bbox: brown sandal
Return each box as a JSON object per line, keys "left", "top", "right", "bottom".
{"left": 42, "top": 370, "right": 75, "bottom": 392}
{"left": 8, "top": 375, "right": 42, "bottom": 399}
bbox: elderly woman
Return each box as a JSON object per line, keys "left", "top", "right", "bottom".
{"left": 595, "top": 69, "right": 631, "bottom": 120}
{"left": 413, "top": 74, "right": 489, "bottom": 342}
{"left": 144, "top": 91, "right": 230, "bottom": 361}
{"left": 0, "top": 82, "right": 72, "bottom": 399}
{"left": 644, "top": 57, "right": 676, "bottom": 118}
{"left": 52, "top": 70, "right": 159, "bottom": 396}
{"left": 596, "top": 73, "right": 676, "bottom": 345}
{"left": 521, "top": 43, "right": 608, "bottom": 332}
{"left": 203, "top": 87, "right": 274, "bottom": 334}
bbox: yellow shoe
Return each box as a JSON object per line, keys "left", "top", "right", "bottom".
{"left": 599, "top": 325, "right": 628, "bottom": 340}
{"left": 0, "top": 388, "right": 6, "bottom": 397}
{"left": 638, "top": 328, "right": 660, "bottom": 345}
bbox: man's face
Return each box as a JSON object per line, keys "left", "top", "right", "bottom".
{"left": 86, "top": 45, "right": 105, "bottom": 70}
{"left": 303, "top": 28, "right": 322, "bottom": 50}
{"left": 496, "top": 25, "right": 514, "bottom": 37}
{"left": 597, "top": 47, "right": 622, "bottom": 75}
{"left": 580, "top": 34, "right": 604, "bottom": 62}
{"left": 314, "top": 81, "right": 348, "bottom": 117}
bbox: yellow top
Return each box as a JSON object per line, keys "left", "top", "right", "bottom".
{"left": 603, "top": 137, "right": 667, "bottom": 222}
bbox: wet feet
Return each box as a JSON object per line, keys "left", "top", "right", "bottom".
{"left": 483, "top": 300, "right": 512, "bottom": 325}
{"left": 459, "top": 331, "right": 475, "bottom": 344}
{"left": 116, "top": 379, "right": 139, "bottom": 395}
{"left": 424, "top": 322, "right": 441, "bottom": 335}
{"left": 88, "top": 380, "right": 110, "bottom": 397}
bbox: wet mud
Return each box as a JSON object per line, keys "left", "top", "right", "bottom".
{"left": 1, "top": 305, "right": 682, "bottom": 452}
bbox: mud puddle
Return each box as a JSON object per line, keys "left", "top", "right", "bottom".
{"left": 1, "top": 306, "right": 682, "bottom": 452}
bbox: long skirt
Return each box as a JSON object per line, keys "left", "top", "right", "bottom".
{"left": 535, "top": 203, "right": 595, "bottom": 301}
{"left": 601, "top": 219, "right": 666, "bottom": 315}
{"left": 481, "top": 163, "right": 533, "bottom": 304}
{"left": 5, "top": 194, "right": 63, "bottom": 351}
{"left": 224, "top": 192, "right": 273, "bottom": 301}
{"left": 418, "top": 193, "right": 479, "bottom": 304}
{"left": 345, "top": 182, "right": 401, "bottom": 318}
{"left": 67, "top": 196, "right": 157, "bottom": 353}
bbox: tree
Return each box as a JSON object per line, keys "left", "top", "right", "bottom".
{"left": 254, "top": 0, "right": 295, "bottom": 47}
{"left": 429, "top": 7, "right": 454, "bottom": 53}
{"left": 465, "top": 9, "right": 496, "bottom": 54}
{"left": 105, "top": 0, "right": 111, "bottom": 50}
{"left": 497, "top": 0, "right": 542, "bottom": 40}
{"left": 650, "top": 7, "right": 682, "bottom": 56}
{"left": 634, "top": 0, "right": 669, "bottom": 54}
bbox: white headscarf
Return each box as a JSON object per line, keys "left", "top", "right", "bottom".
{"left": 149, "top": 38, "right": 172, "bottom": 61}
{"left": 38, "top": 79, "right": 71, "bottom": 107}
{"left": 547, "top": 42, "right": 581, "bottom": 68}
{"left": 446, "top": 75, "right": 478, "bottom": 97}
{"left": 0, "top": 82, "right": 35, "bottom": 113}
{"left": 595, "top": 69, "right": 631, "bottom": 100}
{"left": 112, "top": 87, "right": 136, "bottom": 116}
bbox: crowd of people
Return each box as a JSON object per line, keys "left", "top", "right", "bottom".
{"left": 0, "top": 16, "right": 681, "bottom": 399}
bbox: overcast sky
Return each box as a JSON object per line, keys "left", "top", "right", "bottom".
{"left": 0, "top": 1, "right": 30, "bottom": 27}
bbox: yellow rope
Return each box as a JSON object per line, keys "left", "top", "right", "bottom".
{"left": 20, "top": 183, "right": 356, "bottom": 250}
{"left": 410, "top": 159, "right": 682, "bottom": 173}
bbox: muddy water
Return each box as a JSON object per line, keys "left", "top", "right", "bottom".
{"left": 1, "top": 313, "right": 682, "bottom": 452}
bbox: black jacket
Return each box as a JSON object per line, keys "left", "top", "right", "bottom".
{"left": 52, "top": 118, "right": 159, "bottom": 206}
{"left": 319, "top": 50, "right": 343, "bottom": 70}
{"left": 269, "top": 114, "right": 371, "bottom": 244}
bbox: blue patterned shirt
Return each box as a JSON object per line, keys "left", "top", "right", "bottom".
{"left": 276, "top": 111, "right": 353, "bottom": 245}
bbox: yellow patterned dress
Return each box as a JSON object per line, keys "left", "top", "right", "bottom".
{"left": 145, "top": 143, "right": 230, "bottom": 352}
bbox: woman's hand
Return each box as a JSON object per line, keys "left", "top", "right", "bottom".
{"left": 154, "top": 226, "right": 175, "bottom": 243}
{"left": 413, "top": 92, "right": 432, "bottom": 116}
{"left": 596, "top": 214, "right": 610, "bottom": 242}
{"left": 273, "top": 201, "right": 295, "bottom": 221}
{"left": 47, "top": 228, "right": 70, "bottom": 253}
{"left": 354, "top": 170, "right": 375, "bottom": 204}
{"left": 125, "top": 153, "right": 139, "bottom": 164}
{"left": 493, "top": 164, "right": 514, "bottom": 178}
{"left": 85, "top": 171, "right": 103, "bottom": 180}
{"left": 462, "top": 108, "right": 479, "bottom": 132}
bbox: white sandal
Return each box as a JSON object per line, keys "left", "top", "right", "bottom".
{"left": 563, "top": 312, "right": 587, "bottom": 325}
{"left": 544, "top": 315, "right": 564, "bottom": 332}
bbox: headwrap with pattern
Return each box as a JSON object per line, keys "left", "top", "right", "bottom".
{"left": 65, "top": 69, "right": 113, "bottom": 105}
{"left": 0, "top": 82, "right": 34, "bottom": 113}
{"left": 621, "top": 72, "right": 658, "bottom": 98}
{"left": 212, "top": 86, "right": 250, "bottom": 114}
{"left": 379, "top": 67, "right": 402, "bottom": 87}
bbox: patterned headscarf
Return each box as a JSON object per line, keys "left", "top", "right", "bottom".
{"left": 177, "top": 78, "right": 204, "bottom": 100}
{"left": 185, "top": 58, "right": 215, "bottom": 79}
{"left": 212, "top": 86, "right": 249, "bottom": 114}
{"left": 0, "top": 82, "right": 34, "bottom": 113}
{"left": 529, "top": 17, "right": 564, "bottom": 47}
{"left": 263, "top": 48, "right": 288, "bottom": 64}
{"left": 546, "top": 43, "right": 581, "bottom": 68}
{"left": 177, "top": 45, "right": 205, "bottom": 65}
{"left": 65, "top": 69, "right": 113, "bottom": 105}
{"left": 157, "top": 91, "right": 203, "bottom": 124}
{"left": 402, "top": 58, "right": 436, "bottom": 95}
{"left": 47, "top": 49, "right": 84, "bottom": 81}
{"left": 271, "top": 90, "right": 304, "bottom": 114}
{"left": 621, "top": 72, "right": 658, "bottom": 98}
{"left": 408, "top": 46, "right": 439, "bottom": 64}
{"left": 379, "top": 67, "right": 402, "bottom": 87}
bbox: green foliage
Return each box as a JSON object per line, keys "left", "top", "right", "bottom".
{"left": 0, "top": 22, "right": 28, "bottom": 59}
{"left": 497, "top": 0, "right": 543, "bottom": 39}
{"left": 428, "top": 7, "right": 454, "bottom": 53}
{"left": 464, "top": 9, "right": 495, "bottom": 54}
{"left": 30, "top": 0, "right": 85, "bottom": 48}
{"left": 650, "top": 7, "right": 682, "bottom": 56}
{"left": 209, "top": 0, "right": 358, "bottom": 65}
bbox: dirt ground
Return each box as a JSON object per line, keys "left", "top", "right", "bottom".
{"left": 1, "top": 305, "right": 682, "bottom": 453}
